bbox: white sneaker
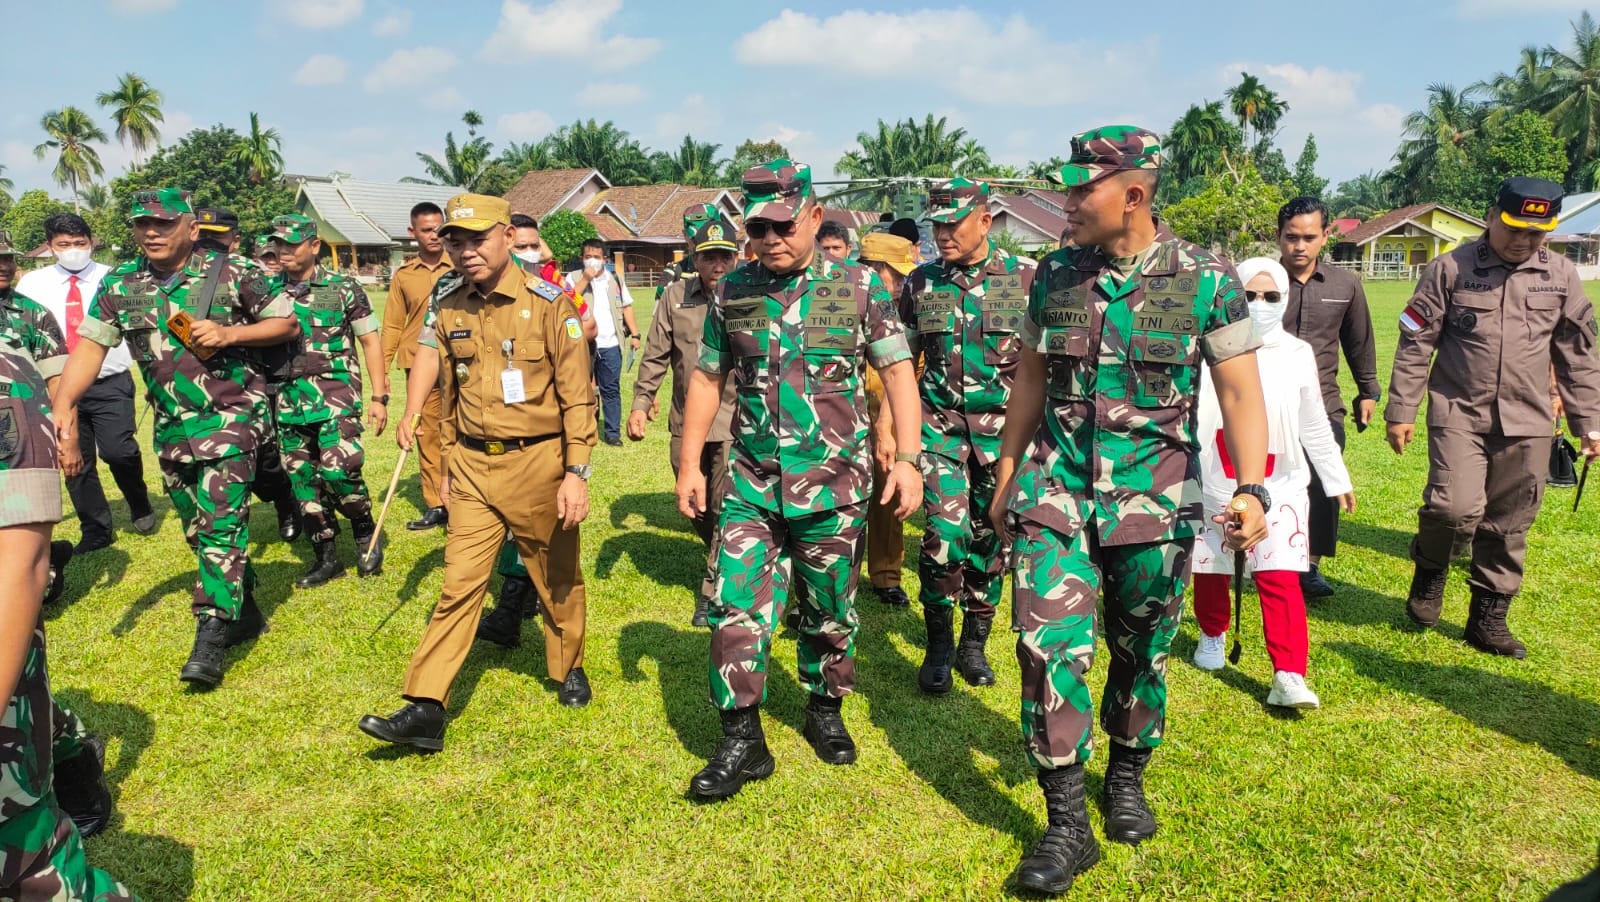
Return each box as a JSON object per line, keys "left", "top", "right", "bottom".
{"left": 1193, "top": 632, "right": 1226, "bottom": 671}
{"left": 1266, "top": 671, "right": 1320, "bottom": 709}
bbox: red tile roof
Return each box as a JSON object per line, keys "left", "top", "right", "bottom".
{"left": 503, "top": 168, "right": 608, "bottom": 221}
{"left": 1339, "top": 203, "right": 1482, "bottom": 246}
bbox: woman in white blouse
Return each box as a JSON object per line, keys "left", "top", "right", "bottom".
{"left": 1191, "top": 257, "right": 1355, "bottom": 709}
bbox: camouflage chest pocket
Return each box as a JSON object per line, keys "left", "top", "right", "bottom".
{"left": 724, "top": 297, "right": 772, "bottom": 393}
{"left": 981, "top": 274, "right": 1028, "bottom": 365}
{"left": 915, "top": 287, "right": 958, "bottom": 337}
{"left": 307, "top": 286, "right": 345, "bottom": 326}
{"left": 0, "top": 395, "right": 52, "bottom": 469}
{"left": 118, "top": 293, "right": 163, "bottom": 362}
{"left": 802, "top": 300, "right": 860, "bottom": 395}
{"left": 207, "top": 292, "right": 236, "bottom": 324}
{"left": 1127, "top": 278, "right": 1202, "bottom": 408}
{"left": 1040, "top": 284, "right": 1095, "bottom": 402}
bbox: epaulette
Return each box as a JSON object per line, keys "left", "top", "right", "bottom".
{"left": 431, "top": 270, "right": 466, "bottom": 301}
{"left": 528, "top": 278, "right": 563, "bottom": 302}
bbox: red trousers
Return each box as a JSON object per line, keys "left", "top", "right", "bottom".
{"left": 1192, "top": 570, "right": 1309, "bottom": 675}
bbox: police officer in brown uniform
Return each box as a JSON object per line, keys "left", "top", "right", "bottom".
{"left": 359, "top": 194, "right": 597, "bottom": 751}
{"left": 1388, "top": 177, "right": 1600, "bottom": 658}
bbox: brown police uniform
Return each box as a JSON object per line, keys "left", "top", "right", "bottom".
{"left": 862, "top": 365, "right": 905, "bottom": 590}
{"left": 384, "top": 254, "right": 455, "bottom": 510}
{"left": 1387, "top": 238, "right": 1600, "bottom": 595}
{"left": 400, "top": 262, "right": 597, "bottom": 702}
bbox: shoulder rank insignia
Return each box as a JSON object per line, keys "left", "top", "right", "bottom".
{"left": 530, "top": 279, "right": 562, "bottom": 302}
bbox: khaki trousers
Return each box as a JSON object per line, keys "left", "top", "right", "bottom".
{"left": 411, "top": 377, "right": 456, "bottom": 510}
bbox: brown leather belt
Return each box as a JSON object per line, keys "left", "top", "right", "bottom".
{"left": 457, "top": 434, "right": 554, "bottom": 455}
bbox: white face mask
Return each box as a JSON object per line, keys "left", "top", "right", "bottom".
{"left": 1248, "top": 299, "right": 1286, "bottom": 339}
{"left": 55, "top": 248, "right": 92, "bottom": 272}
{"left": 583, "top": 257, "right": 605, "bottom": 274}
{"left": 514, "top": 248, "right": 542, "bottom": 265}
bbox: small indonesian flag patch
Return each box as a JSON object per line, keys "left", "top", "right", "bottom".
{"left": 1399, "top": 304, "right": 1427, "bottom": 334}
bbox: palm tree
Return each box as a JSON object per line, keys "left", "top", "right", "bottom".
{"left": 1225, "top": 73, "right": 1289, "bottom": 149}
{"left": 1166, "top": 101, "right": 1243, "bottom": 185}
{"left": 835, "top": 115, "right": 991, "bottom": 206}
{"left": 1026, "top": 157, "right": 1066, "bottom": 180}
{"left": 651, "top": 136, "right": 726, "bottom": 186}
{"left": 498, "top": 138, "right": 563, "bottom": 177}
{"left": 547, "top": 120, "right": 652, "bottom": 185}
{"left": 96, "top": 72, "right": 164, "bottom": 166}
{"left": 34, "top": 107, "right": 108, "bottom": 211}
{"left": 1540, "top": 12, "right": 1600, "bottom": 189}
{"left": 78, "top": 184, "right": 112, "bottom": 212}
{"left": 0, "top": 163, "right": 12, "bottom": 204}
{"left": 226, "top": 112, "right": 285, "bottom": 185}
{"left": 1392, "top": 83, "right": 1483, "bottom": 202}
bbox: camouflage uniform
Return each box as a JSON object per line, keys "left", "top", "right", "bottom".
{"left": 700, "top": 189, "right": 912, "bottom": 710}
{"left": 0, "top": 287, "right": 68, "bottom": 381}
{"left": 1006, "top": 216, "right": 1257, "bottom": 768}
{"left": 77, "top": 191, "right": 296, "bottom": 622}
{"left": 0, "top": 347, "right": 133, "bottom": 901}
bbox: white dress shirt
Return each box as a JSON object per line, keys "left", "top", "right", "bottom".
{"left": 16, "top": 261, "right": 132, "bottom": 380}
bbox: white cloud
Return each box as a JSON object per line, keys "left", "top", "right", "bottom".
{"left": 654, "top": 94, "right": 721, "bottom": 142}
{"left": 363, "top": 47, "right": 458, "bottom": 92}
{"left": 735, "top": 9, "right": 1151, "bottom": 107}
{"left": 421, "top": 87, "right": 466, "bottom": 112}
{"left": 108, "top": 0, "right": 176, "bottom": 13}
{"left": 1215, "top": 61, "right": 1405, "bottom": 181}
{"left": 372, "top": 9, "right": 412, "bottom": 37}
{"left": 577, "top": 82, "right": 643, "bottom": 106}
{"left": 498, "top": 110, "right": 556, "bottom": 140}
{"left": 293, "top": 54, "right": 349, "bottom": 86}
{"left": 284, "top": 0, "right": 363, "bottom": 29}
{"left": 1457, "top": 0, "right": 1589, "bottom": 15}
{"left": 481, "top": 0, "right": 660, "bottom": 70}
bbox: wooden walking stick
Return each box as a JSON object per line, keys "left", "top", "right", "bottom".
{"left": 365, "top": 412, "right": 421, "bottom": 566}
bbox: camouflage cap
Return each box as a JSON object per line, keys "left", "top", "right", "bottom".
{"left": 270, "top": 214, "right": 318, "bottom": 244}
{"left": 927, "top": 178, "right": 991, "bottom": 223}
{"left": 440, "top": 193, "right": 511, "bottom": 234}
{"left": 741, "top": 159, "right": 812, "bottom": 222}
{"left": 681, "top": 203, "right": 721, "bottom": 242}
{"left": 195, "top": 207, "right": 240, "bottom": 233}
{"left": 253, "top": 235, "right": 279, "bottom": 256}
{"left": 1050, "top": 125, "right": 1163, "bottom": 188}
{"left": 0, "top": 230, "right": 17, "bottom": 256}
{"left": 127, "top": 187, "right": 193, "bottom": 221}
{"left": 858, "top": 231, "right": 916, "bottom": 276}
{"left": 690, "top": 213, "right": 739, "bottom": 253}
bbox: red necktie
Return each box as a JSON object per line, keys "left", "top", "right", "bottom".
{"left": 65, "top": 275, "right": 83, "bottom": 352}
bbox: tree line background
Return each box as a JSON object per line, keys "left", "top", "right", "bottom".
{"left": 4, "top": 13, "right": 1596, "bottom": 262}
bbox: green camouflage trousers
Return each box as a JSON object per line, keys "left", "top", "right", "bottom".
{"left": 50, "top": 702, "right": 88, "bottom": 763}
{"left": 1011, "top": 520, "right": 1193, "bottom": 769}
{"left": 160, "top": 454, "right": 255, "bottom": 620}
{"left": 279, "top": 417, "right": 372, "bottom": 543}
{"left": 919, "top": 450, "right": 1004, "bottom": 617}
{"left": 709, "top": 495, "right": 866, "bottom": 710}
{"left": 0, "top": 795, "right": 133, "bottom": 901}
{"left": 496, "top": 536, "right": 528, "bottom": 580}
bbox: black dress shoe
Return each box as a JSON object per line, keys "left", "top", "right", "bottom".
{"left": 45, "top": 541, "right": 73, "bottom": 606}
{"left": 801, "top": 696, "right": 857, "bottom": 765}
{"left": 179, "top": 617, "right": 229, "bottom": 688}
{"left": 131, "top": 510, "right": 159, "bottom": 535}
{"left": 876, "top": 585, "right": 910, "bottom": 607}
{"left": 407, "top": 507, "right": 448, "bottom": 530}
{"left": 358, "top": 701, "right": 445, "bottom": 751}
{"left": 73, "top": 536, "right": 113, "bottom": 555}
{"left": 53, "top": 734, "right": 113, "bottom": 840}
{"left": 559, "top": 668, "right": 592, "bottom": 707}
{"left": 275, "top": 497, "right": 301, "bottom": 542}
{"left": 1300, "top": 563, "right": 1335, "bottom": 599}
{"left": 603, "top": 437, "right": 623, "bottom": 447}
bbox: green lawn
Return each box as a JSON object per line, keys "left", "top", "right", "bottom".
{"left": 47, "top": 282, "right": 1600, "bottom": 900}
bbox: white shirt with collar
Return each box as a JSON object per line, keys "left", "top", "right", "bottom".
{"left": 16, "top": 260, "right": 133, "bottom": 380}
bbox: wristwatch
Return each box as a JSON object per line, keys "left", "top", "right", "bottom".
{"left": 565, "top": 464, "right": 592, "bottom": 481}
{"left": 373, "top": 394, "right": 390, "bottom": 405}
{"left": 1233, "top": 483, "right": 1271, "bottom": 511}
{"left": 894, "top": 452, "right": 920, "bottom": 465}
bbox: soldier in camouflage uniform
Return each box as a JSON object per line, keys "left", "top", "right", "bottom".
{"left": 675, "top": 160, "right": 924, "bottom": 799}
{"left": 55, "top": 188, "right": 301, "bottom": 689}
{"left": 899, "top": 179, "right": 1033, "bottom": 694}
{"left": 990, "top": 128, "right": 1270, "bottom": 896}
{"left": 0, "top": 230, "right": 68, "bottom": 390}
{"left": 267, "top": 215, "right": 390, "bottom": 587}
{"left": 0, "top": 345, "right": 133, "bottom": 901}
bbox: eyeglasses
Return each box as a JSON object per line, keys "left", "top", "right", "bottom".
{"left": 745, "top": 219, "right": 801, "bottom": 240}
{"left": 1244, "top": 290, "right": 1282, "bottom": 302}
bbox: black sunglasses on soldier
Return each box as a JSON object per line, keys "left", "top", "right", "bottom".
{"left": 746, "top": 220, "right": 801, "bottom": 240}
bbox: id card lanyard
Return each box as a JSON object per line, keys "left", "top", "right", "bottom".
{"left": 500, "top": 338, "right": 526, "bottom": 404}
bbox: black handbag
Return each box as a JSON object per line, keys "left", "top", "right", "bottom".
{"left": 1550, "top": 433, "right": 1580, "bottom": 487}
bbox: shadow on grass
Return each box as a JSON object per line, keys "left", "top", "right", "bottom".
{"left": 854, "top": 610, "right": 1038, "bottom": 846}
{"left": 51, "top": 688, "right": 153, "bottom": 798}
{"left": 93, "top": 829, "right": 195, "bottom": 901}
{"left": 1336, "top": 518, "right": 1414, "bottom": 559}
{"left": 1304, "top": 577, "right": 1430, "bottom": 632}
{"left": 397, "top": 547, "right": 446, "bottom": 605}
{"left": 594, "top": 531, "right": 705, "bottom": 592}
{"left": 608, "top": 492, "right": 697, "bottom": 535}
{"left": 1329, "top": 641, "right": 1600, "bottom": 779}
{"left": 46, "top": 547, "right": 132, "bottom": 618}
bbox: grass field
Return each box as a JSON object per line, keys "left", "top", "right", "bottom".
{"left": 45, "top": 281, "right": 1600, "bottom": 900}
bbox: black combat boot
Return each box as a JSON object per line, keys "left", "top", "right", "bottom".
{"left": 801, "top": 694, "right": 857, "bottom": 765}
{"left": 476, "top": 577, "right": 530, "bottom": 648}
{"left": 1464, "top": 589, "right": 1527, "bottom": 659}
{"left": 1103, "top": 744, "right": 1158, "bottom": 845}
{"left": 295, "top": 540, "right": 345, "bottom": 588}
{"left": 225, "top": 588, "right": 266, "bottom": 647}
{"left": 179, "top": 617, "right": 228, "bottom": 687}
{"left": 688, "top": 706, "right": 774, "bottom": 800}
{"left": 358, "top": 700, "right": 446, "bottom": 752}
{"left": 692, "top": 595, "right": 710, "bottom": 628}
{"left": 919, "top": 605, "right": 955, "bottom": 695}
{"left": 956, "top": 612, "right": 996, "bottom": 686}
{"left": 45, "top": 540, "right": 73, "bottom": 606}
{"left": 53, "top": 734, "right": 113, "bottom": 839}
{"left": 1405, "top": 565, "right": 1448, "bottom": 627}
{"left": 1012, "top": 764, "right": 1101, "bottom": 896}
{"left": 275, "top": 494, "right": 300, "bottom": 542}
{"left": 351, "top": 514, "right": 383, "bottom": 577}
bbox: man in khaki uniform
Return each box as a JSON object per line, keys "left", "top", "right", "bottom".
{"left": 383, "top": 201, "right": 454, "bottom": 530}
{"left": 1388, "top": 176, "right": 1600, "bottom": 659}
{"left": 360, "top": 194, "right": 597, "bottom": 752}
{"left": 628, "top": 207, "right": 741, "bottom": 627}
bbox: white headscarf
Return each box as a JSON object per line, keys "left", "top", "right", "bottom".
{"left": 1235, "top": 256, "right": 1291, "bottom": 346}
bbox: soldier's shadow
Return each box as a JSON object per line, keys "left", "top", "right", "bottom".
{"left": 443, "top": 577, "right": 563, "bottom": 719}
{"left": 45, "top": 547, "right": 131, "bottom": 616}
{"left": 854, "top": 612, "right": 1041, "bottom": 846}
{"left": 1337, "top": 519, "right": 1413, "bottom": 560}
{"left": 50, "top": 689, "right": 154, "bottom": 798}
{"left": 609, "top": 491, "right": 700, "bottom": 535}
{"left": 1306, "top": 566, "right": 1465, "bottom": 633}
{"left": 594, "top": 531, "right": 705, "bottom": 592}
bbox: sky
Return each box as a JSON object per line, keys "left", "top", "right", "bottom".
{"left": 2, "top": 0, "right": 1593, "bottom": 200}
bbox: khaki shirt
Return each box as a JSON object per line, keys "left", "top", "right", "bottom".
{"left": 434, "top": 264, "right": 597, "bottom": 465}
{"left": 1387, "top": 239, "right": 1600, "bottom": 438}
{"left": 384, "top": 255, "right": 451, "bottom": 371}
{"left": 631, "top": 274, "right": 736, "bottom": 441}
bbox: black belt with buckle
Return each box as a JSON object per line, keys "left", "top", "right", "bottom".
{"left": 458, "top": 434, "right": 552, "bottom": 455}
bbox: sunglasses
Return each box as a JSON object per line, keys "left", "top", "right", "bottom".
{"left": 745, "top": 219, "right": 801, "bottom": 240}
{"left": 1244, "top": 290, "right": 1282, "bottom": 302}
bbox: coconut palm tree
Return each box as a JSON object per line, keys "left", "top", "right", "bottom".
{"left": 1540, "top": 12, "right": 1600, "bottom": 189}
{"left": 34, "top": 107, "right": 108, "bottom": 211}
{"left": 0, "top": 163, "right": 12, "bottom": 204}
{"left": 96, "top": 72, "right": 164, "bottom": 166}
{"left": 544, "top": 120, "right": 652, "bottom": 186}
{"left": 498, "top": 139, "right": 563, "bottom": 177}
{"left": 1225, "top": 73, "right": 1289, "bottom": 149}
{"left": 226, "top": 112, "right": 285, "bottom": 185}
{"left": 651, "top": 136, "right": 726, "bottom": 187}
{"left": 1166, "top": 100, "right": 1243, "bottom": 185}
{"left": 1392, "top": 83, "right": 1484, "bottom": 202}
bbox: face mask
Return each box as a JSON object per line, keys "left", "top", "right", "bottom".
{"left": 515, "top": 249, "right": 542, "bottom": 265}
{"left": 584, "top": 258, "right": 604, "bottom": 274}
{"left": 56, "top": 248, "right": 92, "bottom": 272}
{"left": 1248, "top": 300, "right": 1285, "bottom": 338}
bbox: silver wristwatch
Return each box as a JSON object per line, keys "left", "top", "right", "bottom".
{"left": 565, "top": 464, "right": 592, "bottom": 481}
